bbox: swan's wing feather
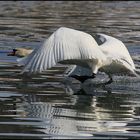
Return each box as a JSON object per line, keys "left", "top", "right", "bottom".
{"left": 98, "top": 33, "right": 135, "bottom": 70}
{"left": 19, "top": 27, "right": 106, "bottom": 74}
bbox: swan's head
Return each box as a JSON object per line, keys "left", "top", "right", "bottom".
{"left": 7, "top": 48, "right": 33, "bottom": 57}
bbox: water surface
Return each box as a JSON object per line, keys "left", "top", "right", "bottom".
{"left": 0, "top": 1, "right": 140, "bottom": 139}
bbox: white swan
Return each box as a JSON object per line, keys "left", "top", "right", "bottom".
{"left": 65, "top": 33, "right": 138, "bottom": 83}
{"left": 16, "top": 27, "right": 138, "bottom": 84}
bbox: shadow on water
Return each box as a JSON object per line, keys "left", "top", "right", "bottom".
{"left": 0, "top": 1, "right": 140, "bottom": 139}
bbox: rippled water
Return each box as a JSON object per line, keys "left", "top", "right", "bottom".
{"left": 0, "top": 1, "right": 140, "bottom": 139}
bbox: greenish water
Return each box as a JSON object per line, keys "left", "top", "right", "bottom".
{"left": 0, "top": 1, "right": 140, "bottom": 139}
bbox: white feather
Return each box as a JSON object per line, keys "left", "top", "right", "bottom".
{"left": 97, "top": 34, "right": 136, "bottom": 76}
{"left": 19, "top": 27, "right": 108, "bottom": 74}
{"left": 98, "top": 33, "right": 135, "bottom": 69}
{"left": 65, "top": 33, "right": 137, "bottom": 77}
{"left": 18, "top": 27, "right": 137, "bottom": 79}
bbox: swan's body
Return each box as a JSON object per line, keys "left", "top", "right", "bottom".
{"left": 12, "top": 27, "right": 137, "bottom": 83}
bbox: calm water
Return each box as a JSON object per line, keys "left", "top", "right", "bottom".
{"left": 0, "top": 1, "right": 140, "bottom": 139}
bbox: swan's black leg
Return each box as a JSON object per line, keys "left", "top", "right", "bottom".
{"left": 104, "top": 75, "right": 113, "bottom": 85}
{"left": 70, "top": 73, "right": 96, "bottom": 83}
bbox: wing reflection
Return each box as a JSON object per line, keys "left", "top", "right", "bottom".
{"left": 13, "top": 81, "right": 138, "bottom": 137}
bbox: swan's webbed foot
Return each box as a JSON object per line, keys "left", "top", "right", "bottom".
{"left": 70, "top": 73, "right": 96, "bottom": 83}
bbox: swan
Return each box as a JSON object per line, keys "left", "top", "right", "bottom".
{"left": 65, "top": 33, "right": 139, "bottom": 84}
{"left": 10, "top": 27, "right": 138, "bottom": 84}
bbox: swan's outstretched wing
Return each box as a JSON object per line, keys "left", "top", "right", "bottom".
{"left": 63, "top": 33, "right": 137, "bottom": 77}
{"left": 18, "top": 27, "right": 107, "bottom": 74}
{"left": 98, "top": 34, "right": 136, "bottom": 73}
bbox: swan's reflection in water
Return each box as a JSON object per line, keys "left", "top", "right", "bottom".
{"left": 12, "top": 76, "right": 140, "bottom": 139}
